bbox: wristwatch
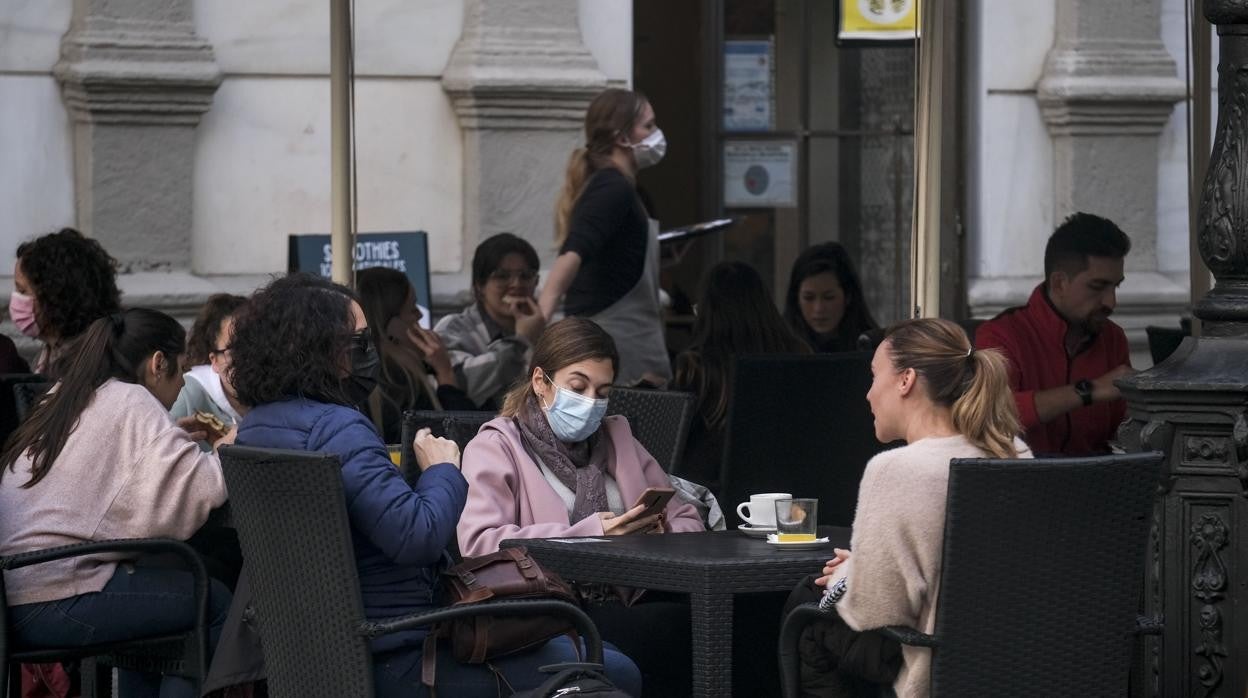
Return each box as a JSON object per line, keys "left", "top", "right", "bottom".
{"left": 1074, "top": 379, "right": 1094, "bottom": 407}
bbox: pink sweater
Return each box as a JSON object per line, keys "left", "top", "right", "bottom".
{"left": 457, "top": 415, "right": 704, "bottom": 557}
{"left": 0, "top": 380, "right": 227, "bottom": 606}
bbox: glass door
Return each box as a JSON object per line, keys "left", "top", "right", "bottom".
{"left": 716, "top": 0, "right": 916, "bottom": 323}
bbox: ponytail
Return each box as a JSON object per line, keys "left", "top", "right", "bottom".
{"left": 1, "top": 308, "right": 185, "bottom": 487}
{"left": 950, "top": 348, "right": 1020, "bottom": 458}
{"left": 885, "top": 318, "right": 1021, "bottom": 459}
{"left": 556, "top": 88, "right": 651, "bottom": 246}
{"left": 554, "top": 148, "right": 594, "bottom": 246}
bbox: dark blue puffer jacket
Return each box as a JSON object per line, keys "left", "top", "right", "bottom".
{"left": 237, "top": 397, "right": 468, "bottom": 653}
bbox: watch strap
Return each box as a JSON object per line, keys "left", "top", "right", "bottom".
{"left": 1075, "top": 379, "right": 1093, "bottom": 407}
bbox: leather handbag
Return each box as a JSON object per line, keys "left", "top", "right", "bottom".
{"left": 422, "top": 547, "right": 581, "bottom": 686}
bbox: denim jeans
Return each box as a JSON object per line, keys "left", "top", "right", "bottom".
{"left": 9, "top": 564, "right": 232, "bottom": 698}
{"left": 373, "top": 635, "right": 643, "bottom": 697}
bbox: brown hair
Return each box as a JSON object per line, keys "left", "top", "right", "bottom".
{"left": 355, "top": 267, "right": 440, "bottom": 433}
{"left": 884, "top": 318, "right": 1020, "bottom": 458}
{"left": 186, "top": 294, "right": 247, "bottom": 366}
{"left": 554, "top": 88, "right": 648, "bottom": 245}
{"left": 500, "top": 317, "right": 619, "bottom": 417}
{"left": 673, "top": 262, "right": 810, "bottom": 430}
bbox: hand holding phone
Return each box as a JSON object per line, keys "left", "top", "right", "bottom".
{"left": 631, "top": 487, "right": 676, "bottom": 520}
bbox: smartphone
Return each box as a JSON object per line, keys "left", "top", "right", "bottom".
{"left": 631, "top": 487, "right": 676, "bottom": 520}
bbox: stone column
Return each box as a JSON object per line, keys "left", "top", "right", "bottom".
{"left": 1032, "top": 0, "right": 1187, "bottom": 360}
{"left": 439, "top": 0, "right": 608, "bottom": 308}
{"left": 55, "top": 0, "right": 220, "bottom": 272}
{"left": 1117, "top": 2, "right": 1248, "bottom": 696}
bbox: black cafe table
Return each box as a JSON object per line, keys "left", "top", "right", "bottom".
{"left": 502, "top": 527, "right": 851, "bottom": 698}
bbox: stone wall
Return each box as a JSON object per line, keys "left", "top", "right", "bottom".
{"left": 0, "top": 0, "right": 630, "bottom": 346}
{"left": 966, "top": 0, "right": 1195, "bottom": 366}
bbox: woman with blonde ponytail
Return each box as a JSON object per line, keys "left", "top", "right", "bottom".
{"left": 539, "top": 88, "right": 672, "bottom": 387}
{"left": 798, "top": 318, "right": 1032, "bottom": 698}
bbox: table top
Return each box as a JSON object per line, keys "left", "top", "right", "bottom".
{"left": 502, "top": 527, "right": 850, "bottom": 596}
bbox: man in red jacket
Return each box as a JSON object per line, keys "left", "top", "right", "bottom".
{"left": 975, "top": 212, "right": 1135, "bottom": 456}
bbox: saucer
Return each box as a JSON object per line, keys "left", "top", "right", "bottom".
{"left": 766, "top": 534, "right": 831, "bottom": 550}
{"left": 738, "top": 524, "right": 777, "bottom": 538}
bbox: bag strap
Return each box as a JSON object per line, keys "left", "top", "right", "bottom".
{"left": 469, "top": 615, "right": 490, "bottom": 664}
{"left": 421, "top": 631, "right": 438, "bottom": 689}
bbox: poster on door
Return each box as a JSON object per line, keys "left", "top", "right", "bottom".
{"left": 838, "top": 0, "right": 919, "bottom": 42}
{"left": 723, "top": 39, "right": 774, "bottom": 132}
{"left": 723, "top": 141, "right": 797, "bottom": 208}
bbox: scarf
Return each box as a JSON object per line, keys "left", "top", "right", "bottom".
{"left": 515, "top": 393, "right": 610, "bottom": 523}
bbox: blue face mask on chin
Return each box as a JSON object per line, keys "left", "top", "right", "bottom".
{"left": 542, "top": 372, "right": 609, "bottom": 443}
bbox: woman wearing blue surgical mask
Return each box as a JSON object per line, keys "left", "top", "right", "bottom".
{"left": 539, "top": 89, "right": 672, "bottom": 388}
{"left": 459, "top": 317, "right": 704, "bottom": 697}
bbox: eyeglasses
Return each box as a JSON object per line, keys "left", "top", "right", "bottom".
{"left": 210, "top": 346, "right": 230, "bottom": 356}
{"left": 488, "top": 269, "right": 537, "bottom": 284}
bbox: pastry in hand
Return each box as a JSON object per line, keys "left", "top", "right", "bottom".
{"left": 193, "top": 411, "right": 230, "bottom": 441}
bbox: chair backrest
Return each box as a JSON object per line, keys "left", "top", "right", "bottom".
{"left": 928, "top": 452, "right": 1162, "bottom": 696}
{"left": 720, "top": 354, "right": 893, "bottom": 527}
{"left": 219, "top": 446, "right": 374, "bottom": 698}
{"left": 605, "top": 388, "right": 697, "bottom": 473}
{"left": 398, "top": 410, "right": 497, "bottom": 474}
{"left": 0, "top": 373, "right": 44, "bottom": 446}
{"left": 12, "top": 381, "right": 51, "bottom": 423}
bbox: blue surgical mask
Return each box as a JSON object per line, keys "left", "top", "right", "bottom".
{"left": 541, "top": 372, "right": 609, "bottom": 443}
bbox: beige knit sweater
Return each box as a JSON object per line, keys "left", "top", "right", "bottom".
{"left": 833, "top": 434, "right": 1032, "bottom": 698}
{"left": 0, "top": 379, "right": 227, "bottom": 606}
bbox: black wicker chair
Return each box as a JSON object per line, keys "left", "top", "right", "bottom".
{"left": 779, "top": 452, "right": 1163, "bottom": 698}
{"left": 0, "top": 374, "right": 44, "bottom": 449}
{"left": 605, "top": 387, "right": 697, "bottom": 473}
{"left": 11, "top": 381, "right": 50, "bottom": 424}
{"left": 219, "top": 445, "right": 605, "bottom": 698}
{"left": 720, "top": 354, "right": 895, "bottom": 527}
{"left": 397, "top": 410, "right": 496, "bottom": 478}
{"left": 1, "top": 539, "right": 211, "bottom": 698}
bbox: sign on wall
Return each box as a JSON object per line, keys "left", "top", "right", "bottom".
{"left": 288, "top": 231, "right": 433, "bottom": 328}
{"left": 723, "top": 141, "right": 797, "bottom": 208}
{"left": 838, "top": 0, "right": 919, "bottom": 42}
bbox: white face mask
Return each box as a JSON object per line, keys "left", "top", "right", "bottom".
{"left": 630, "top": 128, "right": 666, "bottom": 170}
{"left": 541, "top": 372, "right": 609, "bottom": 443}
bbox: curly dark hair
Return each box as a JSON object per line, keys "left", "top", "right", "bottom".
{"left": 185, "top": 294, "right": 247, "bottom": 366}
{"left": 228, "top": 274, "right": 360, "bottom": 407}
{"left": 16, "top": 228, "right": 121, "bottom": 341}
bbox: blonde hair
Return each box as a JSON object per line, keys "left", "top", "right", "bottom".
{"left": 554, "top": 88, "right": 648, "bottom": 245}
{"left": 884, "top": 318, "right": 1021, "bottom": 458}
{"left": 500, "top": 318, "right": 619, "bottom": 417}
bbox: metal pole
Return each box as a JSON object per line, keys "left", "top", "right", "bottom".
{"left": 330, "top": 0, "right": 353, "bottom": 286}
{"left": 1189, "top": 0, "right": 1212, "bottom": 336}
{"left": 911, "top": 0, "right": 949, "bottom": 319}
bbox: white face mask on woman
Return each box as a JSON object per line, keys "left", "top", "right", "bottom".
{"left": 630, "top": 129, "right": 667, "bottom": 170}
{"left": 541, "top": 372, "right": 609, "bottom": 443}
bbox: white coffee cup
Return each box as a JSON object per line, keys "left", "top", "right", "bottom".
{"left": 737, "top": 493, "right": 792, "bottom": 528}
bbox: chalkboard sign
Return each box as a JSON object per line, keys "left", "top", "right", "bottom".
{"left": 288, "top": 231, "right": 433, "bottom": 328}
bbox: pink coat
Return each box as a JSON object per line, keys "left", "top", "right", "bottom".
{"left": 457, "top": 415, "right": 705, "bottom": 557}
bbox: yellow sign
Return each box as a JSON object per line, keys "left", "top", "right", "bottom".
{"left": 839, "top": 0, "right": 919, "bottom": 41}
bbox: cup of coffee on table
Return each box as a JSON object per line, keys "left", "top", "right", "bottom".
{"left": 736, "top": 493, "right": 792, "bottom": 528}
{"left": 775, "top": 498, "right": 818, "bottom": 542}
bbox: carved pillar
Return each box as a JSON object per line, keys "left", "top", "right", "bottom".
{"left": 439, "top": 0, "right": 608, "bottom": 306}
{"left": 1034, "top": 0, "right": 1187, "bottom": 357}
{"left": 1118, "top": 2, "right": 1248, "bottom": 696}
{"left": 55, "top": 0, "right": 220, "bottom": 271}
